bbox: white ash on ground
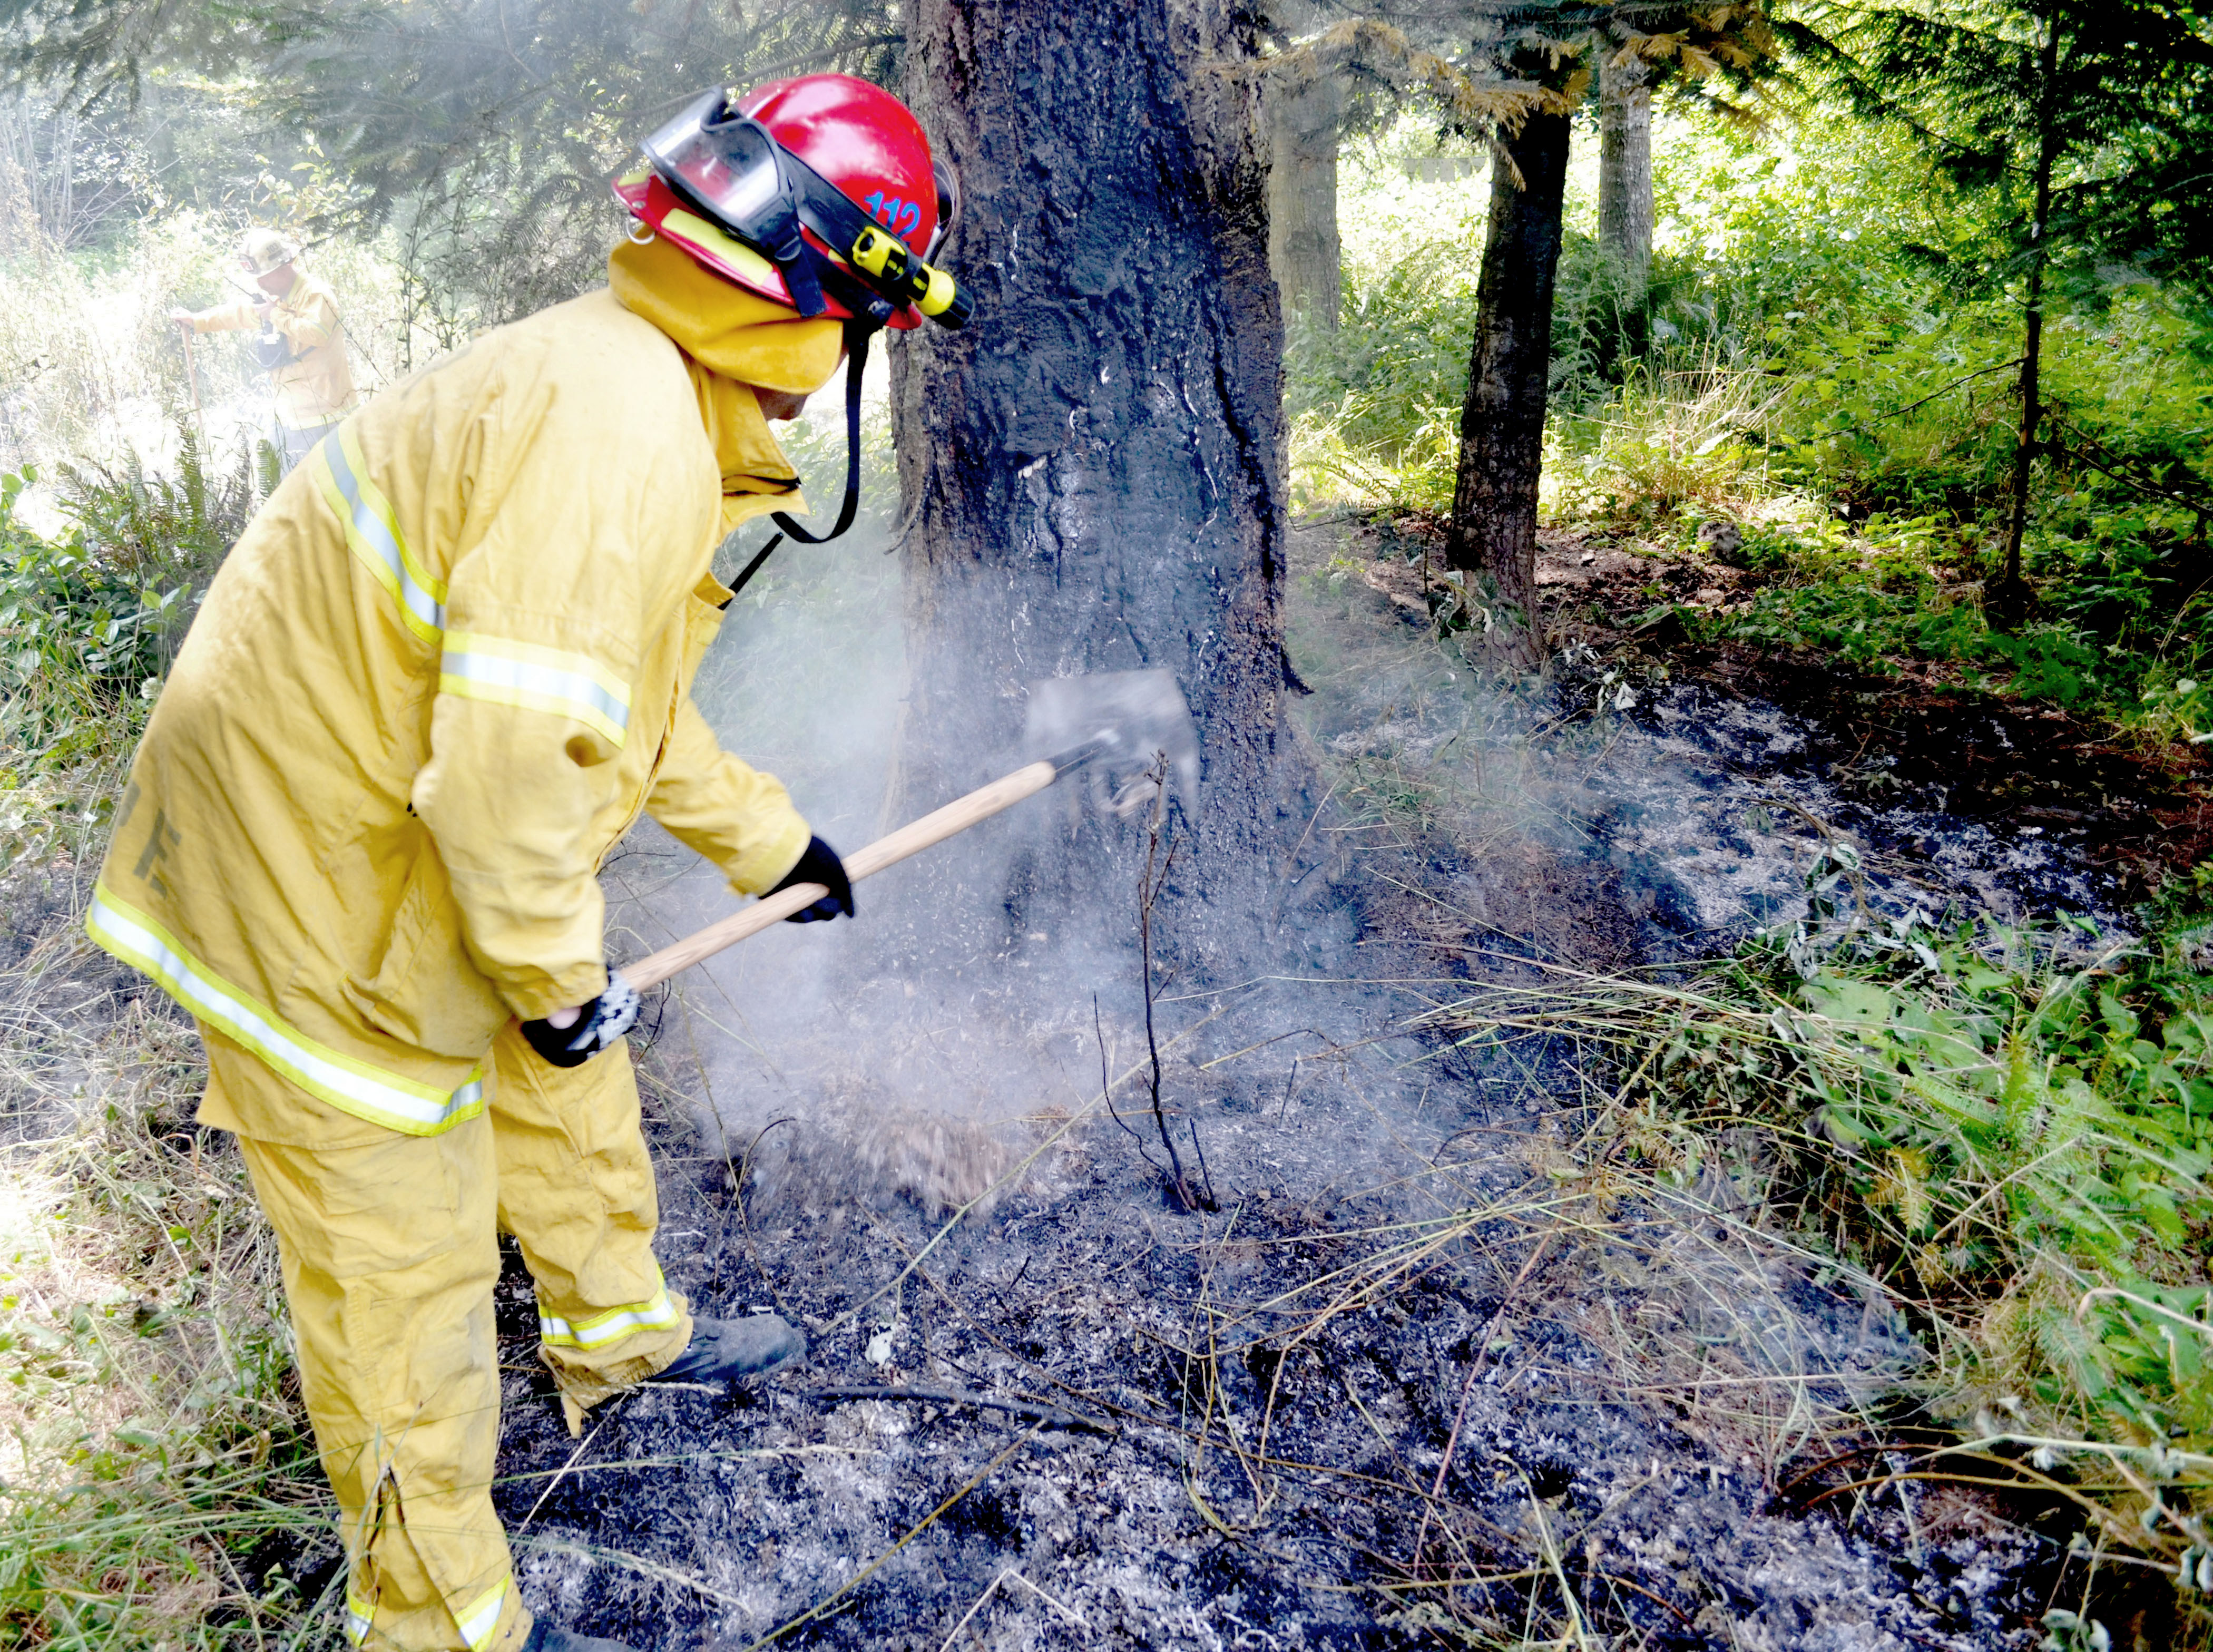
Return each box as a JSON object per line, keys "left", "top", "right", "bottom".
{"left": 486, "top": 955, "right": 2046, "bottom": 1649}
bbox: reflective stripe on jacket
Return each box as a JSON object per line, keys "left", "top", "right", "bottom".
{"left": 95, "top": 287, "right": 813, "bottom": 1143}
{"left": 189, "top": 271, "right": 359, "bottom": 429}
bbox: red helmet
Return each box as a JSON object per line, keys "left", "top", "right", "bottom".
{"left": 614, "top": 73, "right": 964, "bottom": 332}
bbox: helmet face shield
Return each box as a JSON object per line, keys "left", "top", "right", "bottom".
{"left": 925, "top": 157, "right": 959, "bottom": 263}
{"left": 622, "top": 80, "right": 971, "bottom": 332}
{"left": 237, "top": 228, "right": 299, "bottom": 276}
{"left": 644, "top": 96, "right": 797, "bottom": 261}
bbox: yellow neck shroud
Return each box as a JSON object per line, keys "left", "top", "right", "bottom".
{"left": 609, "top": 232, "right": 848, "bottom": 535}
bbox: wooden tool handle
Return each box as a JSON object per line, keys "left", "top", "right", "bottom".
{"left": 622, "top": 758, "right": 1059, "bottom": 990}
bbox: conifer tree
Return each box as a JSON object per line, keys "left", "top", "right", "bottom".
{"left": 1787, "top": 0, "right": 2213, "bottom": 618}
{"left": 0, "top": 0, "right": 897, "bottom": 322}
{"left": 1442, "top": 2, "right": 1771, "bottom": 666}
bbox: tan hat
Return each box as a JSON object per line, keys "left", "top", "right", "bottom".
{"left": 237, "top": 227, "right": 300, "bottom": 276}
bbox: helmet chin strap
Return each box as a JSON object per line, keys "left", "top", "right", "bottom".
{"left": 724, "top": 318, "right": 874, "bottom": 602}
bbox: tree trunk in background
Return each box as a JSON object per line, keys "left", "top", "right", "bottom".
{"left": 1597, "top": 48, "right": 1653, "bottom": 351}
{"left": 1993, "top": 9, "right": 2062, "bottom": 626}
{"left": 1267, "top": 58, "right": 1343, "bottom": 330}
{"left": 888, "top": 0, "right": 1296, "bottom": 977}
{"left": 1445, "top": 105, "right": 1572, "bottom": 669}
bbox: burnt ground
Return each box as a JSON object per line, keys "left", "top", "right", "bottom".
{"left": 1348, "top": 511, "right": 2212, "bottom": 908}
{"left": 488, "top": 939, "right": 2047, "bottom": 1652}
{"left": 466, "top": 516, "right": 2194, "bottom": 1651}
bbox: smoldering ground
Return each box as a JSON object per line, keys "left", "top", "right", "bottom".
{"left": 469, "top": 417, "right": 2098, "bottom": 1648}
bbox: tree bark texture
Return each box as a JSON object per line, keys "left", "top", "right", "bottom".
{"left": 1597, "top": 50, "right": 1653, "bottom": 307}
{"left": 1266, "top": 57, "right": 1344, "bottom": 329}
{"left": 889, "top": 0, "right": 1296, "bottom": 975}
{"left": 1445, "top": 107, "right": 1572, "bottom": 668}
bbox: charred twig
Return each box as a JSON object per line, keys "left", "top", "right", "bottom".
{"left": 1410, "top": 1231, "right": 1558, "bottom": 1576}
{"left": 1593, "top": 1569, "right": 1700, "bottom": 1631}
{"left": 1139, "top": 759, "right": 1183, "bottom": 1185}
{"left": 937, "top": 1568, "right": 1089, "bottom": 1648}
{"left": 733, "top": 1116, "right": 797, "bottom": 1319}
{"left": 1187, "top": 1116, "right": 1217, "bottom": 1207}
{"left": 1096, "top": 992, "right": 1168, "bottom": 1176}
{"left": 519, "top": 1393, "right": 624, "bottom": 1530}
{"left": 675, "top": 997, "right": 736, "bottom": 1298}
{"left": 801, "top": 1384, "right": 1114, "bottom": 1437}
{"left": 1179, "top": 1215, "right": 1266, "bottom": 1526}
{"left": 1137, "top": 754, "right": 1213, "bottom": 1211}
{"left": 1268, "top": 779, "right": 1338, "bottom": 934}
{"left": 738, "top": 1425, "right": 1045, "bottom": 1652}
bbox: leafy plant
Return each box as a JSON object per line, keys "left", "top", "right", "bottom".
{"left": 1500, "top": 854, "right": 2213, "bottom": 1599}
{"left": 0, "top": 430, "right": 252, "bottom": 867}
{"left": 0, "top": 435, "right": 247, "bottom": 701}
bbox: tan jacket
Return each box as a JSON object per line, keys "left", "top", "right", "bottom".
{"left": 93, "top": 287, "right": 815, "bottom": 1145}
{"left": 190, "top": 270, "right": 359, "bottom": 429}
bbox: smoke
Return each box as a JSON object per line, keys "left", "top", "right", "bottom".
{"left": 614, "top": 375, "right": 2133, "bottom": 1236}
{"left": 610, "top": 354, "right": 1161, "bottom": 1220}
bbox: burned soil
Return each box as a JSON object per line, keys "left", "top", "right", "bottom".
{"left": 1352, "top": 511, "right": 2211, "bottom": 909}
{"left": 472, "top": 517, "right": 2155, "bottom": 1650}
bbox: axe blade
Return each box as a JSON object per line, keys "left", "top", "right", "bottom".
{"left": 1022, "top": 668, "right": 1200, "bottom": 806}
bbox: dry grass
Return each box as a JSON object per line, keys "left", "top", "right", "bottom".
{"left": 0, "top": 903, "right": 338, "bottom": 1649}
{"left": 1551, "top": 347, "right": 1791, "bottom": 525}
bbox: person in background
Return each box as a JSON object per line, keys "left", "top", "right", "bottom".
{"left": 172, "top": 227, "right": 358, "bottom": 474}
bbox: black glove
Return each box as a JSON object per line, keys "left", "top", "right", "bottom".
{"left": 520, "top": 970, "right": 641, "bottom": 1068}
{"left": 767, "top": 835, "right": 854, "bottom": 923}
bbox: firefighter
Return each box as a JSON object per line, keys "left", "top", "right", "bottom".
{"left": 99, "top": 75, "right": 966, "bottom": 1652}
{"left": 171, "top": 227, "right": 359, "bottom": 474}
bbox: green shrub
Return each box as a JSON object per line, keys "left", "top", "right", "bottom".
{"left": 1433, "top": 858, "right": 2213, "bottom": 1598}
{"left": 1661, "top": 866, "right": 2212, "bottom": 1582}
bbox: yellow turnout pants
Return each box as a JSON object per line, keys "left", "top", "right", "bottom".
{"left": 203, "top": 1023, "right": 694, "bottom": 1652}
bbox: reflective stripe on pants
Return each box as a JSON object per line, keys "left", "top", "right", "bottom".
{"left": 213, "top": 1021, "right": 692, "bottom": 1650}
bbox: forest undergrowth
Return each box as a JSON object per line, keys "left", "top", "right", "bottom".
{"left": 1295, "top": 115, "right": 2213, "bottom": 755}
{"left": 1293, "top": 539, "right": 2213, "bottom": 1641}
{"left": 1287, "top": 123, "right": 2213, "bottom": 1630}
{"left": 1422, "top": 859, "right": 2213, "bottom": 1629}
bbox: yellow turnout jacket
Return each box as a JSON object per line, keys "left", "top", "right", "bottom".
{"left": 95, "top": 239, "right": 847, "bottom": 1145}
{"left": 188, "top": 269, "right": 359, "bottom": 429}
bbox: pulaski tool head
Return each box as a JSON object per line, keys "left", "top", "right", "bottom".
{"left": 1022, "top": 669, "right": 1201, "bottom": 812}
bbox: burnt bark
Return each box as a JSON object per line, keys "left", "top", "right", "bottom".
{"left": 1267, "top": 57, "right": 1344, "bottom": 330}
{"left": 1444, "top": 105, "right": 1572, "bottom": 668}
{"left": 888, "top": 0, "right": 1297, "bottom": 975}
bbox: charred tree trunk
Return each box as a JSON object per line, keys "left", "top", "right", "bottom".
{"left": 1597, "top": 48, "right": 1653, "bottom": 351}
{"left": 1267, "top": 58, "right": 1343, "bottom": 330}
{"left": 888, "top": 0, "right": 1296, "bottom": 977}
{"left": 1444, "top": 103, "right": 1572, "bottom": 669}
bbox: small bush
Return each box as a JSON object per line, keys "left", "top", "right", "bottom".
{"left": 1431, "top": 856, "right": 2213, "bottom": 1609}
